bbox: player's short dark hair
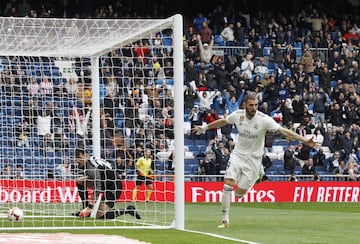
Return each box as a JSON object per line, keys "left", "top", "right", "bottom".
{"left": 244, "top": 94, "right": 257, "bottom": 103}
{"left": 75, "top": 148, "right": 86, "bottom": 157}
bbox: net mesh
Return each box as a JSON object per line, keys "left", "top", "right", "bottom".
{"left": 0, "top": 17, "right": 173, "bottom": 56}
{"left": 0, "top": 16, "right": 178, "bottom": 229}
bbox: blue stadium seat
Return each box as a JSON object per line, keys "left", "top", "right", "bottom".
{"left": 273, "top": 139, "right": 289, "bottom": 147}
{"left": 44, "top": 70, "right": 52, "bottom": 77}
{"left": 295, "top": 42, "right": 302, "bottom": 57}
{"left": 184, "top": 138, "right": 194, "bottom": 146}
{"left": 99, "top": 82, "right": 107, "bottom": 103}
{"left": 313, "top": 75, "right": 319, "bottom": 88}
{"left": 272, "top": 159, "right": 283, "bottom": 166}
{"left": 286, "top": 69, "right": 292, "bottom": 77}
{"left": 126, "top": 169, "right": 135, "bottom": 180}
{"left": 294, "top": 166, "right": 302, "bottom": 174}
{"left": 2, "top": 148, "right": 14, "bottom": 157}
{"left": 52, "top": 67, "right": 60, "bottom": 76}
{"left": 267, "top": 165, "right": 280, "bottom": 174}
{"left": 16, "top": 148, "right": 31, "bottom": 157}
{"left": 46, "top": 159, "right": 55, "bottom": 169}
{"left": 195, "top": 139, "right": 207, "bottom": 147}
{"left": 188, "top": 145, "right": 198, "bottom": 152}
{"left": 155, "top": 169, "right": 165, "bottom": 177}
{"left": 193, "top": 99, "right": 200, "bottom": 107}
{"left": 33, "top": 168, "right": 46, "bottom": 179}
{"left": 276, "top": 165, "right": 284, "bottom": 174}
{"left": 184, "top": 165, "right": 193, "bottom": 175}
{"left": 308, "top": 104, "right": 314, "bottom": 113}
{"left": 24, "top": 158, "right": 32, "bottom": 168}
{"left": 198, "top": 145, "right": 206, "bottom": 153}
{"left": 191, "top": 166, "right": 198, "bottom": 174}
{"left": 214, "top": 35, "right": 225, "bottom": 46}
{"left": 156, "top": 160, "right": 167, "bottom": 171}
{"left": 35, "top": 157, "right": 45, "bottom": 166}
{"left": 185, "top": 159, "right": 199, "bottom": 169}
{"left": 155, "top": 79, "right": 164, "bottom": 86}
{"left": 116, "top": 118, "right": 124, "bottom": 128}
{"left": 55, "top": 158, "right": 63, "bottom": 166}
{"left": 162, "top": 37, "right": 172, "bottom": 46}
{"left": 13, "top": 98, "right": 22, "bottom": 106}
{"left": 24, "top": 167, "right": 32, "bottom": 176}
{"left": 166, "top": 79, "right": 174, "bottom": 85}
{"left": 46, "top": 151, "right": 55, "bottom": 158}
{"left": 315, "top": 166, "right": 327, "bottom": 174}
{"left": 331, "top": 32, "right": 336, "bottom": 40}
{"left": 330, "top": 80, "right": 337, "bottom": 88}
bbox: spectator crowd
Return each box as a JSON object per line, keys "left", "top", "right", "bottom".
{"left": 0, "top": 0, "right": 359, "bottom": 181}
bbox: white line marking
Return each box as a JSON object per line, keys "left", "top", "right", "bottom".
{"left": 0, "top": 233, "right": 150, "bottom": 244}
{"left": 183, "top": 229, "right": 261, "bottom": 244}
{"left": 91, "top": 193, "right": 103, "bottom": 218}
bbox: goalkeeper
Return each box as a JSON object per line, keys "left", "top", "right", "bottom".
{"left": 73, "top": 148, "right": 141, "bottom": 219}
{"left": 132, "top": 148, "right": 154, "bottom": 202}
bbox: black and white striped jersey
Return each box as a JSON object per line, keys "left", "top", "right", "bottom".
{"left": 85, "top": 156, "right": 120, "bottom": 200}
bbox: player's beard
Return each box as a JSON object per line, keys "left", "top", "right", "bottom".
{"left": 246, "top": 109, "right": 256, "bottom": 119}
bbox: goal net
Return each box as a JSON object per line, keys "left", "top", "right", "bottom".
{"left": 0, "top": 15, "right": 184, "bottom": 230}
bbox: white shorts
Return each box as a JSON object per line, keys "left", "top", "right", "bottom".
{"left": 224, "top": 152, "right": 262, "bottom": 191}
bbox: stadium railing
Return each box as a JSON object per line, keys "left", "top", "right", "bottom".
{"left": 211, "top": 46, "right": 332, "bottom": 65}
{"left": 184, "top": 174, "right": 350, "bottom": 182}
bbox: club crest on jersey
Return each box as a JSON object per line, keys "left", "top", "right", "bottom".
{"left": 254, "top": 124, "right": 258, "bottom": 129}
{"left": 239, "top": 115, "right": 244, "bottom": 126}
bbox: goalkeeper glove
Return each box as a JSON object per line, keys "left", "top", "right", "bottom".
{"left": 79, "top": 207, "right": 91, "bottom": 218}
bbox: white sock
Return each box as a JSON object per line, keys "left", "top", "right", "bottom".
{"left": 221, "top": 184, "right": 233, "bottom": 222}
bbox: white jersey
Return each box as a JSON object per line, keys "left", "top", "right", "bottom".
{"left": 226, "top": 109, "right": 280, "bottom": 156}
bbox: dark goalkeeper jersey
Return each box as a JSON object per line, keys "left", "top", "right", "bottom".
{"left": 85, "top": 156, "right": 120, "bottom": 202}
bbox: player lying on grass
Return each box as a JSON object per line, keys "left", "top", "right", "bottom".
{"left": 73, "top": 148, "right": 141, "bottom": 219}
{"left": 192, "top": 94, "right": 320, "bottom": 228}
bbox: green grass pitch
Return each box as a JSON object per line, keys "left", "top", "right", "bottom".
{"left": 3, "top": 202, "right": 360, "bottom": 244}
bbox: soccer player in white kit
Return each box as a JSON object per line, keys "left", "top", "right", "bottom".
{"left": 193, "top": 94, "right": 319, "bottom": 228}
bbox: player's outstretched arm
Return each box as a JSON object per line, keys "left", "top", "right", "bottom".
{"left": 277, "top": 127, "right": 321, "bottom": 148}
{"left": 192, "top": 118, "right": 228, "bottom": 135}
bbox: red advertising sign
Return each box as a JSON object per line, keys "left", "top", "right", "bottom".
{"left": 0, "top": 180, "right": 173, "bottom": 203}
{"left": 1, "top": 180, "right": 359, "bottom": 203}
{"left": 185, "top": 181, "right": 360, "bottom": 202}
{"left": 0, "top": 180, "right": 79, "bottom": 203}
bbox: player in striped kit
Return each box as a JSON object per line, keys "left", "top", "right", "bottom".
{"left": 73, "top": 148, "right": 140, "bottom": 219}
{"left": 193, "top": 94, "right": 320, "bottom": 228}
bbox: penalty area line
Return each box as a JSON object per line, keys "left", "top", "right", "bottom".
{"left": 183, "top": 228, "right": 260, "bottom": 244}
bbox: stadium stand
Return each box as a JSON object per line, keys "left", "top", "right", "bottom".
{"left": 0, "top": 0, "right": 359, "bottom": 182}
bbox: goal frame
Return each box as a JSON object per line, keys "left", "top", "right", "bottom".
{"left": 0, "top": 14, "right": 184, "bottom": 230}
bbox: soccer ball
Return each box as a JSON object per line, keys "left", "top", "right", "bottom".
{"left": 7, "top": 207, "right": 24, "bottom": 222}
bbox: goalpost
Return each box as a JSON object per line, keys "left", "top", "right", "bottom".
{"left": 0, "top": 15, "right": 184, "bottom": 230}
